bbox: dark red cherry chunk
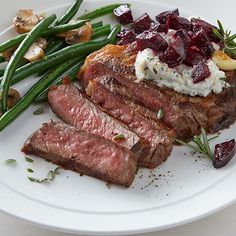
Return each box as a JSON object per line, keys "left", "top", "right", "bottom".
{"left": 213, "top": 139, "right": 235, "bottom": 169}
{"left": 166, "top": 15, "right": 191, "bottom": 31}
{"left": 185, "top": 46, "right": 204, "bottom": 66}
{"left": 133, "top": 13, "right": 153, "bottom": 33}
{"left": 155, "top": 8, "right": 179, "bottom": 23}
{"left": 136, "top": 30, "right": 168, "bottom": 52}
{"left": 192, "top": 62, "right": 211, "bottom": 84}
{"left": 191, "top": 18, "right": 220, "bottom": 43}
{"left": 160, "top": 36, "right": 186, "bottom": 67}
{"left": 113, "top": 5, "right": 133, "bottom": 25}
{"left": 150, "top": 22, "right": 168, "bottom": 34}
{"left": 117, "top": 29, "right": 136, "bottom": 45}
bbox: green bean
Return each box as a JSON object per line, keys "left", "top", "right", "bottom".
{"left": 44, "top": 20, "right": 87, "bottom": 35}
{"left": 92, "top": 24, "right": 111, "bottom": 39}
{"left": 55, "top": 0, "right": 83, "bottom": 25}
{"left": 0, "top": 35, "right": 25, "bottom": 54}
{"left": 91, "top": 21, "right": 103, "bottom": 28}
{"left": 0, "top": 58, "right": 80, "bottom": 131}
{"left": 45, "top": 21, "right": 103, "bottom": 56}
{"left": 0, "top": 70, "right": 4, "bottom": 77}
{"left": 7, "top": 25, "right": 120, "bottom": 85}
{"left": 34, "top": 58, "right": 84, "bottom": 103}
{"left": 0, "top": 56, "right": 5, "bottom": 63}
{"left": 0, "top": 14, "right": 57, "bottom": 113}
{"left": 44, "top": 0, "right": 84, "bottom": 59}
{"left": 45, "top": 38, "right": 66, "bottom": 56}
{"left": 0, "top": 20, "right": 87, "bottom": 53}
{"left": 78, "top": 3, "right": 129, "bottom": 20}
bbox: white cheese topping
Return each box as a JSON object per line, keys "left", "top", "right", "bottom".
{"left": 135, "top": 48, "right": 230, "bottom": 97}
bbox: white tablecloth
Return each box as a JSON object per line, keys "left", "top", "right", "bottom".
{"left": 1, "top": 203, "right": 236, "bottom": 236}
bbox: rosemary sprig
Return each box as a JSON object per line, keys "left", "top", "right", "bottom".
{"left": 175, "top": 128, "right": 218, "bottom": 159}
{"left": 213, "top": 20, "right": 236, "bottom": 58}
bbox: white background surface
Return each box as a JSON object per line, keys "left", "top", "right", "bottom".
{"left": 1, "top": 205, "right": 236, "bottom": 236}
{"left": 1, "top": 0, "right": 236, "bottom": 235}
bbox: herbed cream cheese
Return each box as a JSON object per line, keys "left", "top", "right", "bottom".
{"left": 135, "top": 48, "right": 230, "bottom": 97}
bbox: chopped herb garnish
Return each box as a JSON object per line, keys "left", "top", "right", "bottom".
{"left": 153, "top": 68, "right": 157, "bottom": 74}
{"left": 33, "top": 107, "right": 44, "bottom": 115}
{"left": 27, "top": 167, "right": 60, "bottom": 184}
{"left": 113, "top": 134, "right": 125, "bottom": 140}
{"left": 47, "top": 170, "right": 55, "bottom": 180}
{"left": 27, "top": 168, "right": 34, "bottom": 173}
{"left": 28, "top": 176, "right": 40, "bottom": 183}
{"left": 25, "top": 156, "right": 34, "bottom": 163}
{"left": 53, "top": 167, "right": 60, "bottom": 175}
{"left": 220, "top": 77, "right": 227, "bottom": 80}
{"left": 157, "top": 109, "right": 164, "bottom": 119}
{"left": 175, "top": 127, "right": 219, "bottom": 159}
{"left": 4, "top": 159, "right": 16, "bottom": 165}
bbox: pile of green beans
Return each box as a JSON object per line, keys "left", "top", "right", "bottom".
{"left": 0, "top": 58, "right": 82, "bottom": 131}
{"left": 44, "top": 0, "right": 84, "bottom": 57}
{"left": 8, "top": 25, "right": 119, "bottom": 86}
{"left": 0, "top": 14, "right": 57, "bottom": 113}
{"left": 0, "top": 0, "right": 123, "bottom": 131}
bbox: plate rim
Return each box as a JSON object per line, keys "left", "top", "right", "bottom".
{"left": 1, "top": 0, "right": 236, "bottom": 234}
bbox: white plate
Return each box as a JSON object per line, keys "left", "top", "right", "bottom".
{"left": 0, "top": 0, "right": 236, "bottom": 235}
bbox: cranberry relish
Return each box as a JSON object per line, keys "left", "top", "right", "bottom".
{"left": 114, "top": 5, "right": 221, "bottom": 83}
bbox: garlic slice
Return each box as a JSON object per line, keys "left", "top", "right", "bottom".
{"left": 212, "top": 50, "right": 236, "bottom": 71}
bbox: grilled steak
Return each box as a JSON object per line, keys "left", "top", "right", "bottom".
{"left": 21, "top": 121, "right": 137, "bottom": 187}
{"left": 87, "top": 79, "right": 174, "bottom": 168}
{"left": 78, "top": 43, "right": 236, "bottom": 139}
{"left": 48, "top": 84, "right": 146, "bottom": 159}
{"left": 86, "top": 76, "right": 171, "bottom": 129}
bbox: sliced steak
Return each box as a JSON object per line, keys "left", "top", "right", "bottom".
{"left": 78, "top": 43, "right": 236, "bottom": 139}
{"left": 22, "top": 121, "right": 137, "bottom": 187}
{"left": 87, "top": 80, "right": 174, "bottom": 168}
{"left": 87, "top": 76, "right": 172, "bottom": 130}
{"left": 48, "top": 84, "right": 146, "bottom": 159}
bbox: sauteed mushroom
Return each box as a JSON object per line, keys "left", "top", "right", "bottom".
{"left": 24, "top": 38, "right": 47, "bottom": 62}
{"left": 2, "top": 38, "right": 47, "bottom": 62}
{"left": 13, "top": 10, "right": 40, "bottom": 34}
{"left": 2, "top": 46, "right": 17, "bottom": 61}
{"left": 0, "top": 88, "right": 21, "bottom": 116}
{"left": 58, "top": 22, "right": 93, "bottom": 45}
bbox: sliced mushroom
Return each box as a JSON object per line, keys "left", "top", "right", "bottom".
{"left": 13, "top": 10, "right": 40, "bottom": 34}
{"left": 58, "top": 22, "right": 93, "bottom": 45}
{"left": 212, "top": 50, "right": 236, "bottom": 71}
{"left": 0, "top": 88, "right": 21, "bottom": 116}
{"left": 2, "top": 46, "right": 17, "bottom": 61}
{"left": 24, "top": 38, "right": 47, "bottom": 62}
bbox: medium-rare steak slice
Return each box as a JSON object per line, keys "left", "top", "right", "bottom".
{"left": 78, "top": 43, "right": 236, "bottom": 139}
{"left": 87, "top": 80, "right": 174, "bottom": 168}
{"left": 21, "top": 121, "right": 137, "bottom": 187}
{"left": 48, "top": 84, "right": 146, "bottom": 159}
{"left": 87, "top": 76, "right": 172, "bottom": 130}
